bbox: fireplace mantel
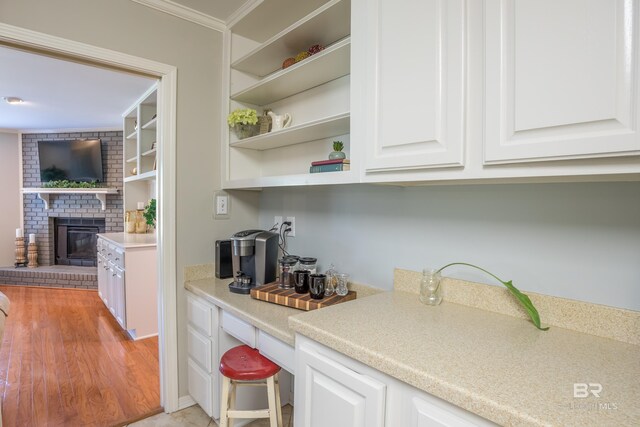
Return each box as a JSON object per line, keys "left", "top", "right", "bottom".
{"left": 22, "top": 188, "right": 119, "bottom": 211}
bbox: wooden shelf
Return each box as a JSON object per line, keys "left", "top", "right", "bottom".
{"left": 141, "top": 148, "right": 156, "bottom": 157}
{"left": 231, "top": 37, "right": 351, "bottom": 106}
{"left": 126, "top": 156, "right": 138, "bottom": 163}
{"left": 126, "top": 130, "right": 137, "bottom": 140}
{"left": 142, "top": 117, "right": 157, "bottom": 130}
{"left": 231, "top": 113, "right": 350, "bottom": 150}
{"left": 223, "top": 170, "right": 358, "bottom": 190}
{"left": 232, "top": 0, "right": 351, "bottom": 77}
{"left": 230, "top": 0, "right": 330, "bottom": 43}
{"left": 124, "top": 170, "right": 156, "bottom": 183}
{"left": 22, "top": 187, "right": 118, "bottom": 211}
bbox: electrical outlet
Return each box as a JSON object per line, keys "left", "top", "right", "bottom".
{"left": 274, "top": 216, "right": 283, "bottom": 230}
{"left": 285, "top": 216, "right": 295, "bottom": 237}
{"left": 214, "top": 191, "right": 230, "bottom": 219}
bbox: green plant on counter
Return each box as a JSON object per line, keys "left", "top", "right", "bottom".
{"left": 227, "top": 108, "right": 258, "bottom": 127}
{"left": 143, "top": 199, "right": 156, "bottom": 226}
{"left": 436, "top": 262, "right": 549, "bottom": 331}
{"left": 42, "top": 180, "right": 100, "bottom": 189}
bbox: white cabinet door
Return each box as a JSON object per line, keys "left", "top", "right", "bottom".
{"left": 97, "top": 253, "right": 108, "bottom": 306}
{"left": 107, "top": 261, "right": 116, "bottom": 317}
{"left": 113, "top": 265, "right": 126, "bottom": 329}
{"left": 484, "top": 0, "right": 640, "bottom": 163}
{"left": 296, "top": 342, "right": 386, "bottom": 427}
{"left": 359, "top": 0, "right": 466, "bottom": 172}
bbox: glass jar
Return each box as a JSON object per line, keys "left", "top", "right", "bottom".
{"left": 298, "top": 257, "right": 317, "bottom": 274}
{"left": 324, "top": 263, "right": 337, "bottom": 297}
{"left": 278, "top": 257, "right": 297, "bottom": 289}
{"left": 420, "top": 268, "right": 443, "bottom": 305}
{"left": 125, "top": 211, "right": 136, "bottom": 233}
{"left": 287, "top": 255, "right": 300, "bottom": 272}
{"left": 336, "top": 273, "right": 349, "bottom": 296}
{"left": 134, "top": 210, "right": 147, "bottom": 234}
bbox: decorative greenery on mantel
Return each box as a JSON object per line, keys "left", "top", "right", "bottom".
{"left": 42, "top": 180, "right": 101, "bottom": 189}
{"left": 436, "top": 262, "right": 549, "bottom": 331}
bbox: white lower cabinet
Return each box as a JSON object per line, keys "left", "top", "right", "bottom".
{"left": 96, "top": 236, "right": 157, "bottom": 339}
{"left": 186, "top": 293, "right": 219, "bottom": 419}
{"left": 295, "top": 335, "right": 496, "bottom": 427}
{"left": 186, "top": 292, "right": 295, "bottom": 423}
{"left": 295, "top": 338, "right": 386, "bottom": 427}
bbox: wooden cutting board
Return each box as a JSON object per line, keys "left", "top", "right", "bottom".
{"left": 250, "top": 282, "right": 356, "bottom": 311}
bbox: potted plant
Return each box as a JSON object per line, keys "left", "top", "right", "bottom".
{"left": 143, "top": 199, "right": 156, "bottom": 231}
{"left": 329, "top": 141, "right": 346, "bottom": 160}
{"left": 228, "top": 108, "right": 259, "bottom": 139}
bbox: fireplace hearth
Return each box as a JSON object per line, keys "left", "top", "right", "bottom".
{"left": 55, "top": 218, "right": 106, "bottom": 266}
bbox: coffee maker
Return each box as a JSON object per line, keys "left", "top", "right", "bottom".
{"left": 229, "top": 229, "right": 279, "bottom": 294}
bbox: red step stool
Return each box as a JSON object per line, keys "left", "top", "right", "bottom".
{"left": 219, "top": 345, "right": 283, "bottom": 427}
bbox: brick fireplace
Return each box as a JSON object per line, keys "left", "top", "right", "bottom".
{"left": 21, "top": 131, "right": 124, "bottom": 267}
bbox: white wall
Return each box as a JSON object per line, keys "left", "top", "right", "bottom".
{"left": 0, "top": 132, "right": 21, "bottom": 267}
{"left": 260, "top": 182, "right": 640, "bottom": 311}
{"left": 0, "top": 0, "right": 260, "bottom": 397}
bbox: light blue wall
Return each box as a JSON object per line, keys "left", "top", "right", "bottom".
{"left": 259, "top": 182, "right": 640, "bottom": 311}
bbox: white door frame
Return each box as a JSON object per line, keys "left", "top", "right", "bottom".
{"left": 0, "top": 23, "right": 180, "bottom": 412}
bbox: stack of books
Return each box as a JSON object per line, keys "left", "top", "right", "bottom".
{"left": 309, "top": 159, "right": 350, "bottom": 173}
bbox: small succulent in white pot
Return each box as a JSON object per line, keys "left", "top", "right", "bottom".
{"left": 329, "top": 141, "right": 346, "bottom": 160}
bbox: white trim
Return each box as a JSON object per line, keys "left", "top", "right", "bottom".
{"left": 177, "top": 395, "right": 197, "bottom": 410}
{"left": 18, "top": 132, "right": 24, "bottom": 231}
{"left": 130, "top": 0, "right": 226, "bottom": 32}
{"left": 18, "top": 127, "right": 122, "bottom": 134}
{"left": 226, "top": 0, "right": 261, "bottom": 29}
{"left": 157, "top": 65, "right": 180, "bottom": 413}
{"left": 0, "top": 128, "right": 19, "bottom": 133}
{"left": 0, "top": 22, "right": 180, "bottom": 413}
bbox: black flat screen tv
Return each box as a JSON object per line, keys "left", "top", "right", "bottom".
{"left": 37, "top": 139, "right": 104, "bottom": 183}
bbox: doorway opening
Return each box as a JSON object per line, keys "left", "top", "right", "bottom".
{"left": 0, "top": 22, "right": 179, "bottom": 415}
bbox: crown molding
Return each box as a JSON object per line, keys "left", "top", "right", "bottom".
{"left": 0, "top": 128, "right": 20, "bottom": 134}
{"left": 131, "top": 0, "right": 226, "bottom": 32}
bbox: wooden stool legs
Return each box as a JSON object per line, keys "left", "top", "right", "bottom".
{"left": 219, "top": 373, "right": 282, "bottom": 427}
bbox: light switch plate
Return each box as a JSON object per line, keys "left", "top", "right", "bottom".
{"left": 214, "top": 191, "right": 230, "bottom": 219}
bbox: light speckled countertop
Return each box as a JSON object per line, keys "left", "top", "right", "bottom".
{"left": 98, "top": 232, "right": 157, "bottom": 248}
{"left": 289, "top": 291, "right": 640, "bottom": 427}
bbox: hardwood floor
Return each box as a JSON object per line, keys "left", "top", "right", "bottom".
{"left": 0, "top": 286, "right": 161, "bottom": 427}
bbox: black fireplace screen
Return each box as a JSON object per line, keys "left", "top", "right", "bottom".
{"left": 67, "top": 227, "right": 99, "bottom": 259}
{"left": 55, "top": 218, "right": 106, "bottom": 267}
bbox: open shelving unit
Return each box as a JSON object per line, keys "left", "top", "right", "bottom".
{"left": 122, "top": 84, "right": 158, "bottom": 212}
{"left": 224, "top": 0, "right": 353, "bottom": 189}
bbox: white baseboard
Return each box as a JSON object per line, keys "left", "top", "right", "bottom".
{"left": 177, "top": 395, "right": 196, "bottom": 411}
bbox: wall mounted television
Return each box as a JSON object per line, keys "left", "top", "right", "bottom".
{"left": 37, "top": 139, "right": 104, "bottom": 183}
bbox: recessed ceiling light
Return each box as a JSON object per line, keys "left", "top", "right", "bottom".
{"left": 3, "top": 97, "right": 24, "bottom": 104}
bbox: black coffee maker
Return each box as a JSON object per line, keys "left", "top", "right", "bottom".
{"left": 228, "top": 229, "right": 279, "bottom": 294}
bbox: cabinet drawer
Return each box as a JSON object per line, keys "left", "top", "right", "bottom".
{"left": 187, "top": 294, "right": 213, "bottom": 336}
{"left": 221, "top": 310, "right": 256, "bottom": 348}
{"left": 257, "top": 330, "right": 294, "bottom": 374}
{"left": 112, "top": 247, "right": 125, "bottom": 269}
{"left": 187, "top": 358, "right": 212, "bottom": 417}
{"left": 187, "top": 325, "right": 212, "bottom": 373}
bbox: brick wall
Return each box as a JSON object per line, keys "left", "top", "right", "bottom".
{"left": 22, "top": 131, "right": 123, "bottom": 265}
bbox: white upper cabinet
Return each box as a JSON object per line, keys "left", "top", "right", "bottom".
{"left": 359, "top": 0, "right": 466, "bottom": 172}
{"left": 484, "top": 0, "right": 640, "bottom": 163}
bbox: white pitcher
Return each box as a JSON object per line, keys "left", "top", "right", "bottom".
{"left": 268, "top": 111, "right": 292, "bottom": 131}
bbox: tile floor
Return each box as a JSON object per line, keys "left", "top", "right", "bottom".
{"left": 128, "top": 404, "right": 294, "bottom": 427}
